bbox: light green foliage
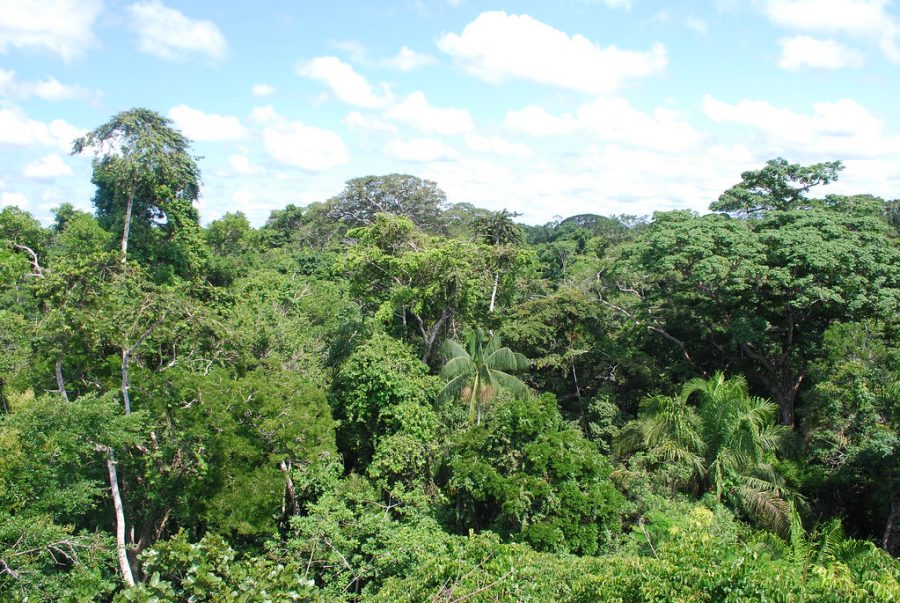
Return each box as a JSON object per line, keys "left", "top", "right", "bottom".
{"left": 117, "top": 531, "right": 323, "bottom": 602}
{"left": 618, "top": 372, "right": 791, "bottom": 532}
{"left": 440, "top": 394, "right": 624, "bottom": 554}
{"left": 438, "top": 327, "right": 529, "bottom": 425}
{"left": 0, "top": 512, "right": 117, "bottom": 602}
{"left": 330, "top": 332, "right": 440, "bottom": 471}
{"left": 0, "top": 391, "right": 146, "bottom": 523}
{"left": 340, "top": 213, "right": 486, "bottom": 361}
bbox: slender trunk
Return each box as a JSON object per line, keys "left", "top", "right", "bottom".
{"left": 417, "top": 308, "right": 452, "bottom": 364}
{"left": 55, "top": 358, "right": 69, "bottom": 402}
{"left": 280, "top": 460, "right": 300, "bottom": 517}
{"left": 883, "top": 500, "right": 899, "bottom": 554}
{"left": 121, "top": 189, "right": 135, "bottom": 264}
{"left": 106, "top": 449, "right": 135, "bottom": 588}
{"left": 121, "top": 348, "right": 132, "bottom": 415}
{"left": 572, "top": 364, "right": 581, "bottom": 400}
{"left": 489, "top": 271, "right": 500, "bottom": 313}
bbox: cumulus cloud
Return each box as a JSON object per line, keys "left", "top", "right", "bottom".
{"left": 0, "top": 0, "right": 101, "bottom": 62}
{"left": 437, "top": 11, "right": 667, "bottom": 94}
{"left": 765, "top": 0, "right": 900, "bottom": 63}
{"left": 127, "top": 1, "right": 227, "bottom": 62}
{"left": 381, "top": 46, "right": 436, "bottom": 71}
{"left": 506, "top": 98, "right": 702, "bottom": 153}
{"left": 384, "top": 91, "right": 474, "bottom": 135}
{"left": 384, "top": 137, "right": 459, "bottom": 162}
{"left": 703, "top": 95, "right": 900, "bottom": 158}
{"left": 342, "top": 111, "right": 397, "bottom": 134}
{"left": 22, "top": 153, "right": 74, "bottom": 179}
{"left": 228, "top": 155, "right": 263, "bottom": 175}
{"left": 251, "top": 83, "right": 276, "bottom": 97}
{"left": 168, "top": 105, "right": 246, "bottom": 141}
{"left": 778, "top": 35, "right": 864, "bottom": 69}
{"left": 0, "top": 68, "right": 92, "bottom": 101}
{"left": 464, "top": 133, "right": 534, "bottom": 158}
{"left": 296, "top": 56, "right": 392, "bottom": 108}
{"left": 263, "top": 119, "right": 350, "bottom": 172}
{"left": 0, "top": 108, "right": 83, "bottom": 150}
{"left": 0, "top": 191, "right": 29, "bottom": 209}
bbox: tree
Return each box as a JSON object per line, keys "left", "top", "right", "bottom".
{"left": 72, "top": 108, "right": 201, "bottom": 264}
{"left": 326, "top": 174, "right": 448, "bottom": 233}
{"left": 711, "top": 157, "right": 843, "bottom": 214}
{"left": 438, "top": 327, "right": 529, "bottom": 425}
{"left": 608, "top": 201, "right": 900, "bottom": 426}
{"left": 439, "top": 394, "right": 624, "bottom": 554}
{"left": 617, "top": 372, "right": 791, "bottom": 532}
{"left": 472, "top": 209, "right": 528, "bottom": 313}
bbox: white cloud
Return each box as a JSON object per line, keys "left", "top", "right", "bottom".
{"left": 252, "top": 83, "right": 276, "bottom": 97}
{"left": 0, "top": 191, "right": 29, "bottom": 209}
{"left": 228, "top": 155, "right": 262, "bottom": 175}
{"left": 381, "top": 46, "right": 436, "bottom": 71}
{"left": 0, "top": 68, "right": 91, "bottom": 101}
{"left": 384, "top": 138, "right": 459, "bottom": 162}
{"left": 598, "top": 0, "right": 633, "bottom": 8}
{"left": 296, "top": 56, "right": 392, "bottom": 108}
{"left": 765, "top": 0, "right": 900, "bottom": 63}
{"left": 249, "top": 105, "right": 280, "bottom": 125}
{"left": 384, "top": 91, "right": 474, "bottom": 135}
{"left": 506, "top": 98, "right": 702, "bottom": 152}
{"left": 778, "top": 35, "right": 864, "bottom": 69}
{"left": 22, "top": 153, "right": 74, "bottom": 179}
{"left": 685, "top": 16, "right": 709, "bottom": 35}
{"left": 0, "top": 108, "right": 83, "bottom": 150}
{"left": 168, "top": 105, "right": 246, "bottom": 141}
{"left": 342, "top": 111, "right": 397, "bottom": 134}
{"left": 0, "top": 0, "right": 101, "bottom": 62}
{"left": 437, "top": 11, "right": 667, "bottom": 94}
{"left": 263, "top": 120, "right": 350, "bottom": 172}
{"left": 464, "top": 133, "right": 534, "bottom": 158}
{"left": 505, "top": 106, "right": 578, "bottom": 136}
{"left": 703, "top": 95, "right": 900, "bottom": 158}
{"left": 127, "top": 1, "right": 227, "bottom": 62}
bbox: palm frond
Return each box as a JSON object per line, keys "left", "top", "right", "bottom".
{"left": 488, "top": 369, "right": 529, "bottom": 399}
{"left": 437, "top": 373, "right": 471, "bottom": 404}
{"left": 732, "top": 482, "right": 791, "bottom": 534}
{"left": 486, "top": 347, "right": 529, "bottom": 372}
{"left": 442, "top": 339, "right": 470, "bottom": 361}
{"left": 441, "top": 356, "right": 476, "bottom": 379}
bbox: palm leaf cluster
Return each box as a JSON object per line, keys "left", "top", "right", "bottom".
{"left": 618, "top": 372, "right": 791, "bottom": 532}
{"left": 438, "top": 327, "right": 529, "bottom": 425}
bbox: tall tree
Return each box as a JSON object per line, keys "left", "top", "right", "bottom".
{"left": 326, "top": 174, "right": 448, "bottom": 233}
{"left": 72, "top": 108, "right": 201, "bottom": 264}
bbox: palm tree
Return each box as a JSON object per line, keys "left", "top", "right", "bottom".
{"left": 617, "top": 372, "right": 791, "bottom": 532}
{"left": 438, "top": 327, "right": 529, "bottom": 425}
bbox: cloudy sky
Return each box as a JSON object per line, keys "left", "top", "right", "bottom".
{"left": 1, "top": 0, "right": 899, "bottom": 225}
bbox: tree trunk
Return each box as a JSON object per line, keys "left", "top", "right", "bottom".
{"left": 121, "top": 189, "right": 135, "bottom": 264}
{"left": 883, "top": 500, "right": 899, "bottom": 555}
{"left": 55, "top": 358, "right": 69, "bottom": 402}
{"left": 417, "top": 308, "right": 452, "bottom": 364}
{"left": 489, "top": 271, "right": 500, "bottom": 313}
{"left": 105, "top": 449, "right": 135, "bottom": 588}
{"left": 121, "top": 348, "right": 132, "bottom": 415}
{"left": 280, "top": 459, "right": 300, "bottom": 517}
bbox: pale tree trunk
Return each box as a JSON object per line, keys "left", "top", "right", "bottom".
{"left": 120, "top": 189, "right": 135, "bottom": 264}
{"left": 55, "top": 358, "right": 69, "bottom": 402}
{"left": 489, "top": 272, "right": 500, "bottom": 313}
{"left": 105, "top": 448, "right": 135, "bottom": 588}
{"left": 280, "top": 460, "right": 300, "bottom": 517}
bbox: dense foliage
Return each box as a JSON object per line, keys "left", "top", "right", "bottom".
{"left": 0, "top": 113, "right": 897, "bottom": 601}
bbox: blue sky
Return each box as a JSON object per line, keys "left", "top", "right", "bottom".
{"left": 1, "top": 0, "right": 899, "bottom": 225}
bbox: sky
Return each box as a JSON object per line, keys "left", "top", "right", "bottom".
{"left": 1, "top": 0, "right": 899, "bottom": 226}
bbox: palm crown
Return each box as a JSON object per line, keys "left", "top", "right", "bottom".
{"left": 438, "top": 327, "right": 529, "bottom": 425}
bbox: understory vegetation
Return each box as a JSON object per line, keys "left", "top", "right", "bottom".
{"left": 1, "top": 109, "right": 898, "bottom": 601}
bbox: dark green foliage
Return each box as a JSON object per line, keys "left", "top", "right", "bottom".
{"left": 440, "top": 394, "right": 624, "bottom": 554}
{"left": 330, "top": 332, "right": 440, "bottom": 471}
